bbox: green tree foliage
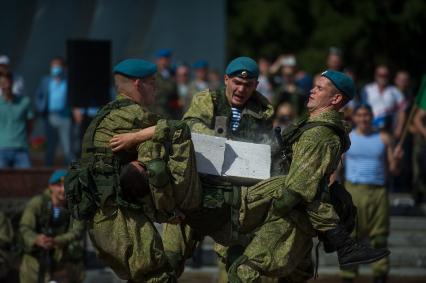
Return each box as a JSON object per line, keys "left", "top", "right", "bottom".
{"left": 228, "top": 0, "right": 426, "bottom": 81}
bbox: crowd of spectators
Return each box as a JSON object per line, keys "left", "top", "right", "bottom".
{"left": 0, "top": 48, "right": 425, "bottom": 204}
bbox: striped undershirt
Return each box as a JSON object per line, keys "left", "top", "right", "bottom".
{"left": 231, "top": 107, "right": 242, "bottom": 132}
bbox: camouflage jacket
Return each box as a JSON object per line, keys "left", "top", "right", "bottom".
{"left": 183, "top": 88, "right": 274, "bottom": 143}
{"left": 90, "top": 94, "right": 167, "bottom": 214}
{"left": 278, "top": 109, "right": 351, "bottom": 203}
{"left": 19, "top": 190, "right": 84, "bottom": 261}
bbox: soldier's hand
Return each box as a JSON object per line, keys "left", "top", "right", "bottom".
{"left": 110, "top": 126, "right": 156, "bottom": 152}
{"left": 110, "top": 132, "right": 139, "bottom": 152}
{"left": 35, "top": 234, "right": 55, "bottom": 250}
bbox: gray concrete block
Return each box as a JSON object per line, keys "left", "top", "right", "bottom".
{"left": 192, "top": 133, "right": 226, "bottom": 176}
{"left": 191, "top": 133, "right": 271, "bottom": 181}
{"left": 223, "top": 140, "right": 271, "bottom": 180}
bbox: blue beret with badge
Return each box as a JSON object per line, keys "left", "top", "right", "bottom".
{"left": 225, "top": 56, "right": 259, "bottom": 79}
{"left": 113, "top": 59, "right": 157, "bottom": 79}
{"left": 193, "top": 59, "right": 209, "bottom": 69}
{"left": 321, "top": 70, "right": 355, "bottom": 100}
{"left": 49, "top": 169, "right": 68, "bottom": 184}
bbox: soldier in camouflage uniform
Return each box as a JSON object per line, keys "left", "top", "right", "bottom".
{"left": 71, "top": 58, "right": 202, "bottom": 283}
{"left": 20, "top": 170, "right": 84, "bottom": 283}
{"left": 0, "top": 212, "right": 13, "bottom": 279}
{"left": 228, "top": 71, "right": 389, "bottom": 282}
{"left": 150, "top": 49, "right": 182, "bottom": 119}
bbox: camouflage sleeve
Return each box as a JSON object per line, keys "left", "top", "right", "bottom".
{"left": 182, "top": 90, "right": 216, "bottom": 135}
{"left": 0, "top": 213, "right": 13, "bottom": 247}
{"left": 19, "top": 196, "right": 43, "bottom": 251}
{"left": 54, "top": 219, "right": 84, "bottom": 247}
{"left": 285, "top": 127, "right": 342, "bottom": 203}
{"left": 94, "top": 104, "right": 159, "bottom": 147}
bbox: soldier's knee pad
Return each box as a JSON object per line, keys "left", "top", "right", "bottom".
{"left": 147, "top": 159, "right": 170, "bottom": 187}
{"left": 371, "top": 235, "right": 387, "bottom": 249}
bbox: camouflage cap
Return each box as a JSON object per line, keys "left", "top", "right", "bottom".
{"left": 321, "top": 70, "right": 355, "bottom": 100}
{"left": 225, "top": 56, "right": 259, "bottom": 79}
{"left": 113, "top": 59, "right": 157, "bottom": 79}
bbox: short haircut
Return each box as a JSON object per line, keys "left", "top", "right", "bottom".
{"left": 353, "top": 103, "right": 373, "bottom": 115}
{"left": 119, "top": 162, "right": 150, "bottom": 199}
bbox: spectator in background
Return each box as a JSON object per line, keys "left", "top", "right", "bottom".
{"left": 0, "top": 55, "right": 25, "bottom": 96}
{"left": 19, "top": 170, "right": 85, "bottom": 283}
{"left": 342, "top": 104, "right": 403, "bottom": 283}
{"left": 394, "top": 70, "right": 413, "bottom": 103}
{"left": 0, "top": 71, "right": 33, "bottom": 168}
{"left": 175, "top": 64, "right": 191, "bottom": 110}
{"left": 361, "top": 65, "right": 407, "bottom": 139}
{"left": 326, "top": 47, "right": 344, "bottom": 71}
{"left": 151, "top": 48, "right": 181, "bottom": 119}
{"left": 412, "top": 108, "right": 426, "bottom": 204}
{"left": 187, "top": 59, "right": 210, "bottom": 103}
{"left": 272, "top": 101, "right": 295, "bottom": 130}
{"left": 208, "top": 69, "right": 223, "bottom": 91}
{"left": 272, "top": 55, "right": 307, "bottom": 117}
{"left": 35, "top": 57, "right": 73, "bottom": 166}
{"left": 256, "top": 57, "right": 274, "bottom": 101}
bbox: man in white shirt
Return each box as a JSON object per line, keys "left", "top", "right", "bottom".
{"left": 361, "top": 65, "right": 407, "bottom": 139}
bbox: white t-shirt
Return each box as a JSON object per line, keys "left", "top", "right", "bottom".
{"left": 362, "top": 82, "right": 407, "bottom": 127}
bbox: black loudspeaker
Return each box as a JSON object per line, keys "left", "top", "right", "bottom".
{"left": 67, "top": 39, "right": 111, "bottom": 107}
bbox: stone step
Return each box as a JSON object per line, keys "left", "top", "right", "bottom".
{"left": 390, "top": 216, "right": 426, "bottom": 230}
{"left": 84, "top": 266, "right": 426, "bottom": 282}
{"left": 317, "top": 246, "right": 426, "bottom": 268}
{"left": 388, "top": 231, "right": 426, "bottom": 246}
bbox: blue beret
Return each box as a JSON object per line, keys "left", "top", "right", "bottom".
{"left": 155, "top": 48, "right": 172, "bottom": 58}
{"left": 113, "top": 59, "right": 157, "bottom": 78}
{"left": 193, "top": 59, "right": 209, "bottom": 69}
{"left": 49, "top": 169, "right": 67, "bottom": 184}
{"left": 225, "top": 57, "right": 259, "bottom": 79}
{"left": 321, "top": 70, "right": 355, "bottom": 100}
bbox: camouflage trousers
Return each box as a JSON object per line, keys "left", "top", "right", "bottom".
{"left": 19, "top": 254, "right": 84, "bottom": 283}
{"left": 88, "top": 205, "right": 174, "bottom": 283}
{"left": 340, "top": 182, "right": 390, "bottom": 278}
{"left": 163, "top": 176, "right": 315, "bottom": 282}
{"left": 412, "top": 134, "right": 426, "bottom": 198}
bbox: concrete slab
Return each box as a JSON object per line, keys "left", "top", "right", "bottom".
{"left": 192, "top": 133, "right": 226, "bottom": 176}
{"left": 191, "top": 133, "right": 271, "bottom": 182}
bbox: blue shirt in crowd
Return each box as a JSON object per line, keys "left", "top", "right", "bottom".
{"left": 345, "top": 130, "right": 386, "bottom": 186}
{"left": 0, "top": 95, "right": 34, "bottom": 149}
{"left": 48, "top": 79, "right": 67, "bottom": 112}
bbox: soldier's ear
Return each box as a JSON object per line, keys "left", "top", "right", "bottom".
{"left": 224, "top": 75, "right": 229, "bottom": 86}
{"left": 331, "top": 93, "right": 344, "bottom": 106}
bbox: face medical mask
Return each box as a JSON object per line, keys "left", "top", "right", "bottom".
{"left": 51, "top": 66, "right": 63, "bottom": 77}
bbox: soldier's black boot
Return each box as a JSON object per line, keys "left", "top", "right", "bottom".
{"left": 325, "top": 225, "right": 390, "bottom": 267}
{"left": 373, "top": 275, "right": 387, "bottom": 283}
